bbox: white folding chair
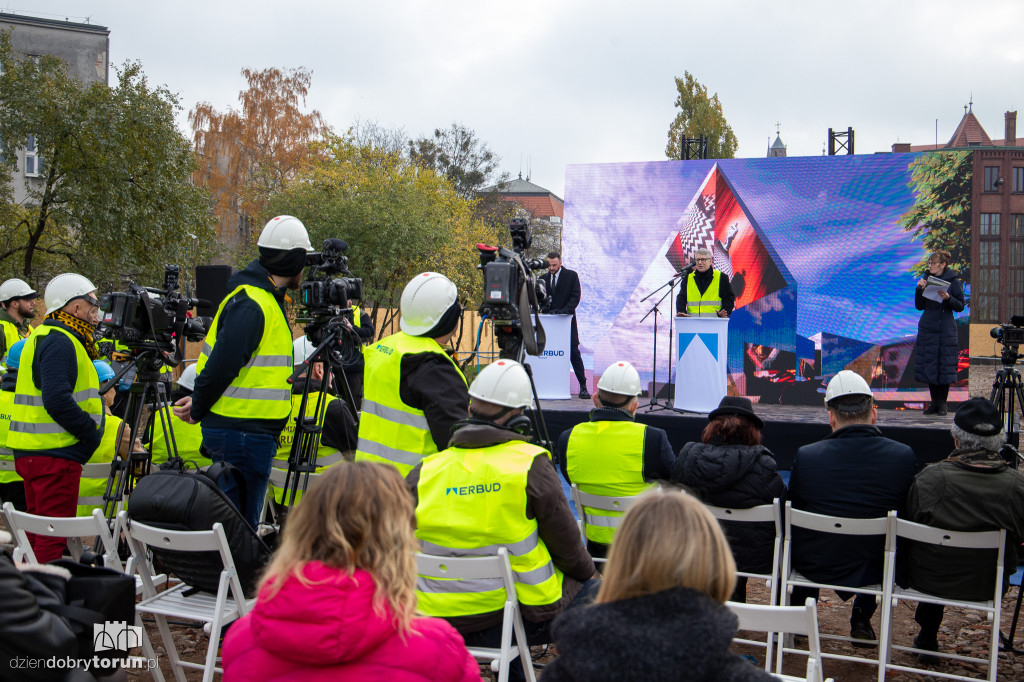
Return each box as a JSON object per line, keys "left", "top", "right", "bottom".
{"left": 416, "top": 548, "right": 537, "bottom": 682}
{"left": 727, "top": 598, "right": 833, "bottom": 682}
{"left": 3, "top": 501, "right": 118, "bottom": 567}
{"left": 5, "top": 503, "right": 165, "bottom": 681}
{"left": 883, "top": 518, "right": 1005, "bottom": 682}
{"left": 569, "top": 483, "right": 645, "bottom": 562}
{"left": 708, "top": 499, "right": 783, "bottom": 663}
{"left": 780, "top": 502, "right": 895, "bottom": 678}
{"left": 121, "top": 510, "right": 253, "bottom": 682}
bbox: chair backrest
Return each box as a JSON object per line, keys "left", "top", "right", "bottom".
{"left": 895, "top": 518, "right": 1005, "bottom": 553}
{"left": 727, "top": 598, "right": 825, "bottom": 682}
{"left": 3, "top": 502, "right": 119, "bottom": 568}
{"left": 570, "top": 483, "right": 646, "bottom": 543}
{"left": 707, "top": 500, "right": 780, "bottom": 525}
{"left": 0, "top": 452, "right": 15, "bottom": 471}
{"left": 787, "top": 505, "right": 890, "bottom": 539}
{"left": 119, "top": 510, "right": 248, "bottom": 607}
{"left": 415, "top": 547, "right": 516, "bottom": 601}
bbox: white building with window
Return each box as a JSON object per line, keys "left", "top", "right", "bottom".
{"left": 1, "top": 12, "right": 109, "bottom": 204}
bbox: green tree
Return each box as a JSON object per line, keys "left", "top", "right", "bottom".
{"left": 408, "top": 123, "right": 508, "bottom": 199}
{"left": 0, "top": 32, "right": 215, "bottom": 289}
{"left": 266, "top": 134, "right": 501, "bottom": 315}
{"left": 664, "top": 72, "right": 739, "bottom": 160}
{"left": 899, "top": 150, "right": 973, "bottom": 281}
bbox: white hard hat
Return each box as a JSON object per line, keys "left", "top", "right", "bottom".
{"left": 257, "top": 215, "right": 313, "bottom": 252}
{"left": 0, "top": 278, "right": 37, "bottom": 302}
{"left": 824, "top": 370, "right": 873, "bottom": 405}
{"left": 469, "top": 359, "right": 534, "bottom": 409}
{"left": 597, "top": 360, "right": 642, "bottom": 397}
{"left": 293, "top": 335, "right": 315, "bottom": 366}
{"left": 177, "top": 364, "right": 198, "bottom": 392}
{"left": 44, "top": 273, "right": 97, "bottom": 316}
{"left": 399, "top": 272, "right": 458, "bottom": 336}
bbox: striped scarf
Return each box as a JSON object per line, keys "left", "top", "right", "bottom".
{"left": 47, "top": 310, "right": 100, "bottom": 361}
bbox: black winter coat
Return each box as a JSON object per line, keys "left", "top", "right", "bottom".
{"left": 671, "top": 442, "right": 786, "bottom": 573}
{"left": 0, "top": 549, "right": 97, "bottom": 681}
{"left": 541, "top": 587, "right": 777, "bottom": 682}
{"left": 914, "top": 267, "right": 965, "bottom": 385}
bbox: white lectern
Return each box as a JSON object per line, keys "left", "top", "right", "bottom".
{"left": 524, "top": 314, "right": 571, "bottom": 400}
{"left": 674, "top": 316, "right": 729, "bottom": 413}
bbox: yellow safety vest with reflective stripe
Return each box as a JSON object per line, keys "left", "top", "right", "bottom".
{"left": 149, "top": 408, "right": 205, "bottom": 466}
{"left": 0, "top": 388, "right": 18, "bottom": 484}
{"left": 270, "top": 391, "right": 344, "bottom": 504}
{"left": 686, "top": 270, "right": 722, "bottom": 316}
{"left": 9, "top": 325, "right": 103, "bottom": 451}
{"left": 566, "top": 420, "right": 652, "bottom": 545}
{"left": 195, "top": 284, "right": 292, "bottom": 421}
{"left": 0, "top": 319, "right": 23, "bottom": 354}
{"left": 415, "top": 441, "right": 564, "bottom": 616}
{"left": 351, "top": 305, "right": 361, "bottom": 328}
{"left": 77, "top": 414, "right": 124, "bottom": 516}
{"left": 355, "top": 332, "right": 467, "bottom": 476}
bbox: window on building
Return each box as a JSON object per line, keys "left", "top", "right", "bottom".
{"left": 976, "top": 213, "right": 1003, "bottom": 323}
{"left": 1013, "top": 167, "right": 1024, "bottom": 193}
{"left": 1012, "top": 215, "right": 1024, "bottom": 320}
{"left": 25, "top": 135, "right": 43, "bottom": 177}
{"left": 980, "top": 212, "right": 1001, "bottom": 236}
{"left": 984, "top": 166, "right": 1001, "bottom": 192}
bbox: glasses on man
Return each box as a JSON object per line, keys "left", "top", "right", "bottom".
{"left": 695, "top": 258, "right": 712, "bottom": 263}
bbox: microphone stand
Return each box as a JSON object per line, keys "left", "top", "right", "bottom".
{"left": 639, "top": 267, "right": 689, "bottom": 413}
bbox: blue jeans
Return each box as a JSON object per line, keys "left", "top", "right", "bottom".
{"left": 200, "top": 427, "right": 276, "bottom": 528}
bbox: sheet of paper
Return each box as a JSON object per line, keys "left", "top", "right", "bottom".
{"left": 922, "top": 276, "right": 950, "bottom": 303}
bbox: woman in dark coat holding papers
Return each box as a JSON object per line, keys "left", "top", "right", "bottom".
{"left": 914, "top": 250, "right": 965, "bottom": 416}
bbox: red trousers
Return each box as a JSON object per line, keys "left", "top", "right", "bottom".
{"left": 14, "top": 455, "right": 82, "bottom": 563}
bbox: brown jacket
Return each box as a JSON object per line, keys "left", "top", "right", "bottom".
{"left": 407, "top": 423, "right": 595, "bottom": 632}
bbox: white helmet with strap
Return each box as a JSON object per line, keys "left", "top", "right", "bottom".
{"left": 597, "top": 360, "right": 642, "bottom": 397}
{"left": 257, "top": 215, "right": 314, "bottom": 252}
{"left": 469, "top": 359, "right": 534, "bottom": 409}
{"left": 0, "top": 278, "right": 37, "bottom": 303}
{"left": 399, "top": 272, "right": 458, "bottom": 336}
{"left": 44, "top": 273, "right": 96, "bottom": 316}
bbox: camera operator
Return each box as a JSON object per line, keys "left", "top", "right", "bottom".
{"left": 9, "top": 274, "right": 104, "bottom": 563}
{"left": 355, "top": 272, "right": 468, "bottom": 476}
{"left": 173, "top": 215, "right": 313, "bottom": 528}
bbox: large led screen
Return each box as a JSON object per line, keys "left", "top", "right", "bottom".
{"left": 562, "top": 153, "right": 971, "bottom": 406}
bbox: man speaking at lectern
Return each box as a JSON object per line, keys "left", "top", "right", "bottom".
{"left": 676, "top": 247, "right": 735, "bottom": 318}
{"left": 541, "top": 251, "right": 590, "bottom": 398}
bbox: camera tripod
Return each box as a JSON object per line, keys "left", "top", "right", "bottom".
{"left": 276, "top": 319, "right": 361, "bottom": 517}
{"left": 96, "top": 348, "right": 179, "bottom": 537}
{"left": 990, "top": 351, "right": 1023, "bottom": 452}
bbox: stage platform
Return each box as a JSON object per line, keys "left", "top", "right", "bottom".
{"left": 538, "top": 398, "right": 954, "bottom": 471}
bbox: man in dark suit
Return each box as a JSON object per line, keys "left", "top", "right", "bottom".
{"left": 541, "top": 251, "right": 589, "bottom": 398}
{"left": 788, "top": 370, "right": 917, "bottom": 647}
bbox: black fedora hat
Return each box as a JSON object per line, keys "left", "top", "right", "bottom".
{"left": 708, "top": 396, "right": 764, "bottom": 429}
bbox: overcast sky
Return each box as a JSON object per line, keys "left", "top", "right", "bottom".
{"left": 14, "top": 0, "right": 1024, "bottom": 197}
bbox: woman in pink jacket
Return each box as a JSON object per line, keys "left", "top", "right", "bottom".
{"left": 223, "top": 461, "right": 480, "bottom": 681}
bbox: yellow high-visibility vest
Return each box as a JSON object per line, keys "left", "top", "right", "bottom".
{"left": 686, "top": 270, "right": 723, "bottom": 316}
{"left": 355, "top": 332, "right": 466, "bottom": 476}
{"left": 415, "top": 441, "right": 563, "bottom": 617}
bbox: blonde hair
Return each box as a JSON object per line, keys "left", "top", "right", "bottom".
{"left": 597, "top": 490, "right": 736, "bottom": 604}
{"left": 260, "top": 461, "right": 419, "bottom": 633}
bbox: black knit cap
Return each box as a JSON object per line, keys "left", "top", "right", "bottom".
{"left": 953, "top": 397, "right": 1002, "bottom": 436}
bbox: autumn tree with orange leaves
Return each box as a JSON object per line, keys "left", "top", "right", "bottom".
{"left": 189, "top": 67, "right": 329, "bottom": 252}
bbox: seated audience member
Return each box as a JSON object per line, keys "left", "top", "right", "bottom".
{"left": 671, "top": 395, "right": 785, "bottom": 602}
{"left": 0, "top": 339, "right": 27, "bottom": 510}
{"left": 77, "top": 360, "right": 138, "bottom": 517}
{"left": 146, "top": 364, "right": 206, "bottom": 466}
{"left": 558, "top": 360, "right": 674, "bottom": 559}
{"left": 409, "top": 360, "right": 597, "bottom": 682}
{"left": 222, "top": 462, "right": 479, "bottom": 682}
{"left": 541, "top": 490, "right": 777, "bottom": 682}
{"left": 904, "top": 397, "right": 1024, "bottom": 662}
{"left": 0, "top": 532, "right": 100, "bottom": 682}
{"left": 788, "top": 370, "right": 917, "bottom": 646}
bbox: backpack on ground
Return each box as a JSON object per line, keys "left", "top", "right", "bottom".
{"left": 126, "top": 461, "right": 271, "bottom": 598}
